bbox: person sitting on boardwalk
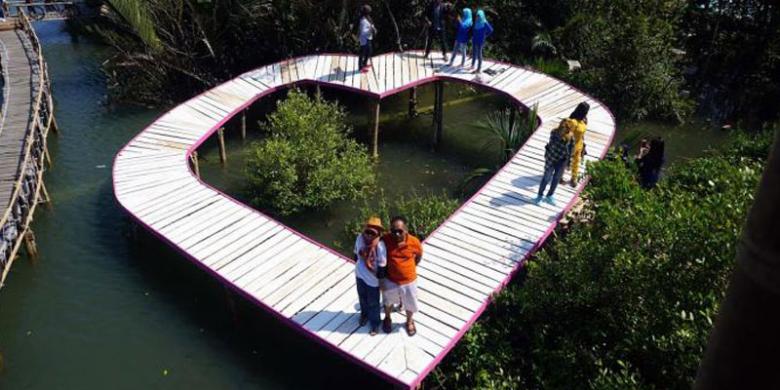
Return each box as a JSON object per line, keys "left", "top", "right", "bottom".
{"left": 471, "top": 9, "right": 493, "bottom": 74}
{"left": 567, "top": 102, "right": 590, "bottom": 186}
{"left": 448, "top": 8, "right": 473, "bottom": 67}
{"left": 536, "top": 118, "right": 574, "bottom": 205}
{"left": 637, "top": 137, "right": 666, "bottom": 188}
{"left": 381, "top": 216, "right": 423, "bottom": 336}
{"left": 424, "top": 0, "right": 449, "bottom": 61}
{"left": 354, "top": 216, "right": 387, "bottom": 336}
{"left": 358, "top": 4, "right": 378, "bottom": 72}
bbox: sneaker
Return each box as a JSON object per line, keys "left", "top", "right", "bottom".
{"left": 534, "top": 196, "right": 543, "bottom": 205}
{"left": 544, "top": 195, "right": 556, "bottom": 206}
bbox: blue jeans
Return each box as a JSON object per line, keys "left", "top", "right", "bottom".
{"left": 356, "top": 277, "right": 381, "bottom": 328}
{"left": 538, "top": 158, "right": 567, "bottom": 198}
{"left": 472, "top": 42, "right": 484, "bottom": 70}
{"left": 449, "top": 41, "right": 467, "bottom": 66}
{"left": 359, "top": 41, "right": 372, "bottom": 69}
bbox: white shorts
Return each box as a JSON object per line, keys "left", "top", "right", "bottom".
{"left": 381, "top": 279, "right": 419, "bottom": 313}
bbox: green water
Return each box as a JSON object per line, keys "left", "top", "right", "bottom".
{"left": 0, "top": 22, "right": 732, "bottom": 390}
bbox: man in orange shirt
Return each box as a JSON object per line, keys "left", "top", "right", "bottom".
{"left": 380, "top": 216, "right": 423, "bottom": 336}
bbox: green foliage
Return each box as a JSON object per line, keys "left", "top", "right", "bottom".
{"left": 461, "top": 105, "right": 538, "bottom": 195}
{"left": 342, "top": 191, "right": 459, "bottom": 244}
{"left": 245, "top": 90, "right": 375, "bottom": 215}
{"left": 557, "top": 0, "right": 693, "bottom": 122}
{"left": 430, "top": 131, "right": 773, "bottom": 389}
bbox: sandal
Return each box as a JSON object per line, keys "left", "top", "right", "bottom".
{"left": 370, "top": 326, "right": 378, "bottom": 336}
{"left": 405, "top": 320, "right": 417, "bottom": 337}
{"left": 382, "top": 316, "right": 392, "bottom": 334}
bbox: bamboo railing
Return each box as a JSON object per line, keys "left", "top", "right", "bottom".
{"left": 0, "top": 10, "right": 54, "bottom": 287}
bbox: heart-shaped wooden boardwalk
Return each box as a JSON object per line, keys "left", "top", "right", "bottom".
{"left": 112, "top": 51, "right": 616, "bottom": 388}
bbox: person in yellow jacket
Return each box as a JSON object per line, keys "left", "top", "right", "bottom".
{"left": 566, "top": 102, "right": 590, "bottom": 186}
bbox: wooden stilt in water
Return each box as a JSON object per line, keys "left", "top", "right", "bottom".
{"left": 50, "top": 114, "right": 59, "bottom": 135}
{"left": 190, "top": 151, "right": 200, "bottom": 178}
{"left": 432, "top": 81, "right": 444, "bottom": 149}
{"left": 240, "top": 110, "right": 247, "bottom": 140}
{"left": 44, "top": 145, "right": 52, "bottom": 168}
{"left": 23, "top": 230, "right": 38, "bottom": 259}
{"left": 408, "top": 87, "right": 418, "bottom": 118}
{"left": 372, "top": 101, "right": 381, "bottom": 158}
{"left": 217, "top": 127, "right": 227, "bottom": 164}
{"left": 39, "top": 181, "right": 51, "bottom": 206}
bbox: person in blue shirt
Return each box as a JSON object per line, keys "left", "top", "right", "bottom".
{"left": 448, "top": 8, "right": 472, "bottom": 67}
{"left": 471, "top": 9, "right": 494, "bottom": 73}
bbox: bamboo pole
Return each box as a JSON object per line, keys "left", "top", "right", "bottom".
{"left": 39, "top": 180, "right": 51, "bottom": 205}
{"left": 218, "top": 127, "right": 227, "bottom": 164}
{"left": 23, "top": 230, "right": 38, "bottom": 259}
{"left": 240, "top": 110, "right": 247, "bottom": 140}
{"left": 372, "top": 101, "right": 381, "bottom": 158}
{"left": 408, "top": 87, "right": 418, "bottom": 118}
{"left": 432, "top": 81, "right": 444, "bottom": 149}
{"left": 191, "top": 151, "right": 200, "bottom": 178}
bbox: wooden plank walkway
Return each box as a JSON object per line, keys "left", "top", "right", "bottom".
{"left": 0, "top": 29, "right": 37, "bottom": 214}
{"left": 112, "top": 51, "right": 616, "bottom": 389}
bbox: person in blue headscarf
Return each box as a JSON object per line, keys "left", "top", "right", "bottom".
{"left": 471, "top": 9, "right": 494, "bottom": 73}
{"left": 448, "top": 8, "right": 472, "bottom": 67}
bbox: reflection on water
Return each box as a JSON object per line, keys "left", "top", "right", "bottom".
{"left": 0, "top": 20, "right": 732, "bottom": 390}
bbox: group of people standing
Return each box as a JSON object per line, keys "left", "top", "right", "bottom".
{"left": 537, "top": 102, "right": 590, "bottom": 205}
{"left": 358, "top": 1, "right": 494, "bottom": 74}
{"left": 538, "top": 102, "right": 667, "bottom": 204}
{"left": 354, "top": 216, "right": 423, "bottom": 336}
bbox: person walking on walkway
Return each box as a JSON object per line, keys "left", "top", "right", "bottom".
{"left": 424, "top": 0, "right": 449, "bottom": 61}
{"left": 358, "top": 4, "right": 377, "bottom": 72}
{"left": 354, "top": 216, "right": 387, "bottom": 336}
{"left": 637, "top": 137, "right": 665, "bottom": 188}
{"left": 537, "top": 119, "right": 574, "bottom": 205}
{"left": 471, "top": 9, "right": 493, "bottom": 73}
{"left": 567, "top": 102, "right": 590, "bottom": 186}
{"left": 381, "top": 216, "right": 423, "bottom": 336}
{"left": 449, "top": 7, "right": 472, "bottom": 67}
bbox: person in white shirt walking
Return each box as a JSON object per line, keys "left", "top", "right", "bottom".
{"left": 358, "top": 4, "right": 377, "bottom": 72}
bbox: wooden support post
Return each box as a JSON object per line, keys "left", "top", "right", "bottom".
{"left": 217, "top": 127, "right": 227, "bottom": 164}
{"left": 39, "top": 181, "right": 51, "bottom": 206}
{"left": 190, "top": 151, "right": 200, "bottom": 178}
{"left": 50, "top": 115, "right": 59, "bottom": 135}
{"left": 23, "top": 230, "right": 38, "bottom": 259}
{"left": 408, "top": 87, "right": 418, "bottom": 118}
{"left": 372, "top": 101, "right": 381, "bottom": 159}
{"left": 240, "top": 110, "right": 247, "bottom": 140}
{"left": 432, "top": 81, "right": 444, "bottom": 149}
{"left": 44, "top": 146, "right": 52, "bottom": 168}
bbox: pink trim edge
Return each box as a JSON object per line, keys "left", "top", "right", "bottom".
{"left": 112, "top": 51, "right": 617, "bottom": 389}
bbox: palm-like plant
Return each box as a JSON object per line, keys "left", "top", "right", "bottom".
{"left": 460, "top": 104, "right": 539, "bottom": 194}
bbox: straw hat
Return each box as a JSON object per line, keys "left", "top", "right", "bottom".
{"left": 365, "top": 216, "right": 384, "bottom": 232}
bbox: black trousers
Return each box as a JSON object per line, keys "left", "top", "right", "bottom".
{"left": 424, "top": 27, "right": 448, "bottom": 58}
{"left": 359, "top": 41, "right": 373, "bottom": 69}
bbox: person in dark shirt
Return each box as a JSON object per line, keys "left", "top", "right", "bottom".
{"left": 424, "top": 0, "right": 449, "bottom": 61}
{"left": 637, "top": 137, "right": 665, "bottom": 188}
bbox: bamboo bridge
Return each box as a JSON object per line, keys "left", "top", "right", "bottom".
{"left": 0, "top": 10, "right": 55, "bottom": 286}
{"left": 113, "top": 51, "right": 616, "bottom": 388}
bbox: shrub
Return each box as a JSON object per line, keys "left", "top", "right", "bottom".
{"left": 429, "top": 131, "right": 773, "bottom": 389}
{"left": 245, "top": 89, "right": 375, "bottom": 215}
{"left": 341, "top": 191, "right": 459, "bottom": 245}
